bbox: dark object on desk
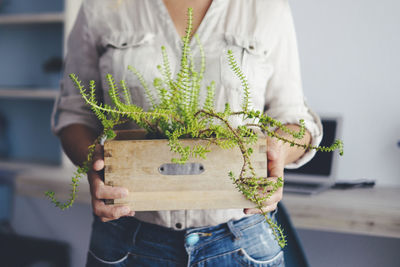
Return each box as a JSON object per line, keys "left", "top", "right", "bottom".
{"left": 284, "top": 117, "right": 342, "bottom": 195}
{"left": 283, "top": 181, "right": 331, "bottom": 195}
{"left": 331, "top": 179, "right": 376, "bottom": 189}
{"left": 0, "top": 233, "right": 70, "bottom": 267}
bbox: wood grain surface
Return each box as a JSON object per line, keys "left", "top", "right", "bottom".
{"left": 104, "top": 130, "right": 267, "bottom": 210}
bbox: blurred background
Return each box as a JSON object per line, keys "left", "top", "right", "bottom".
{"left": 0, "top": 0, "right": 399, "bottom": 266}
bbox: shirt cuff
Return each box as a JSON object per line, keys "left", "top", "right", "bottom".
{"left": 264, "top": 105, "right": 323, "bottom": 169}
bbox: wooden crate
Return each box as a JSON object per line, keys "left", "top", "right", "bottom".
{"left": 104, "top": 130, "right": 267, "bottom": 211}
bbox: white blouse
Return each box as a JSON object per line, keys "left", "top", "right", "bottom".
{"left": 52, "top": 0, "right": 322, "bottom": 229}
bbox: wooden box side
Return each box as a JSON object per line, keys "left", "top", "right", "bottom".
{"left": 104, "top": 130, "right": 267, "bottom": 211}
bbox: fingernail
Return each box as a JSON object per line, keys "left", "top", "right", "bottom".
{"left": 121, "top": 206, "right": 130, "bottom": 214}
{"left": 121, "top": 189, "right": 129, "bottom": 198}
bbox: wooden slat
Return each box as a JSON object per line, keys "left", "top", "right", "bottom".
{"left": 112, "top": 191, "right": 257, "bottom": 211}
{"left": 104, "top": 130, "right": 267, "bottom": 211}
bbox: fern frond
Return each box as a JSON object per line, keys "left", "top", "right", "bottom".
{"left": 194, "top": 34, "right": 206, "bottom": 84}
{"left": 120, "top": 80, "right": 132, "bottom": 105}
{"left": 161, "top": 46, "right": 174, "bottom": 88}
{"left": 203, "top": 81, "right": 215, "bottom": 111}
{"left": 227, "top": 50, "right": 251, "bottom": 112}
{"left": 128, "top": 65, "right": 156, "bottom": 109}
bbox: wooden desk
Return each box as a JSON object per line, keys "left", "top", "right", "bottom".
{"left": 3, "top": 162, "right": 399, "bottom": 239}
{"left": 283, "top": 187, "right": 400, "bottom": 238}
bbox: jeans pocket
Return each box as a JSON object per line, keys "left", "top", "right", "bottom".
{"left": 87, "top": 250, "right": 129, "bottom": 266}
{"left": 234, "top": 249, "right": 284, "bottom": 267}
{"left": 87, "top": 217, "right": 134, "bottom": 266}
{"left": 234, "top": 220, "right": 284, "bottom": 266}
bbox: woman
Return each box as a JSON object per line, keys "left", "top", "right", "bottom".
{"left": 52, "top": 0, "right": 322, "bottom": 266}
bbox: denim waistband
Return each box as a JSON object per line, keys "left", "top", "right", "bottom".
{"left": 184, "top": 213, "right": 270, "bottom": 250}
{"left": 131, "top": 212, "right": 274, "bottom": 248}
{"left": 186, "top": 214, "right": 266, "bottom": 237}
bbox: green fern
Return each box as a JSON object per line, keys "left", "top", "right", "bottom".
{"left": 227, "top": 50, "right": 251, "bottom": 112}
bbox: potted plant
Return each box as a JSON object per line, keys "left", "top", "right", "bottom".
{"left": 46, "top": 8, "right": 343, "bottom": 248}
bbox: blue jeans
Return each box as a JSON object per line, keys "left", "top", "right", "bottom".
{"left": 86, "top": 212, "right": 284, "bottom": 267}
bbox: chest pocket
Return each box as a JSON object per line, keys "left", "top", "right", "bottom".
{"left": 220, "top": 33, "right": 272, "bottom": 111}
{"left": 99, "top": 32, "right": 158, "bottom": 110}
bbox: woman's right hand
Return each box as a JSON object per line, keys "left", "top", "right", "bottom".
{"left": 89, "top": 144, "right": 134, "bottom": 222}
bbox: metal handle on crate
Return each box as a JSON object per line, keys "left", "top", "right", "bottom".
{"left": 158, "top": 163, "right": 205, "bottom": 175}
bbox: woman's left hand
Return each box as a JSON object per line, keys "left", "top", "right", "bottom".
{"left": 243, "top": 136, "right": 286, "bottom": 214}
{"left": 243, "top": 124, "right": 311, "bottom": 215}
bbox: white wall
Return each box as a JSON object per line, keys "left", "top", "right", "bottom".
{"left": 290, "top": 0, "right": 400, "bottom": 185}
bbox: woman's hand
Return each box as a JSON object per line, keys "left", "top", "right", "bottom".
{"left": 243, "top": 136, "right": 285, "bottom": 214}
{"left": 89, "top": 144, "right": 134, "bottom": 222}
{"left": 243, "top": 124, "right": 311, "bottom": 215}
{"left": 60, "top": 124, "right": 134, "bottom": 221}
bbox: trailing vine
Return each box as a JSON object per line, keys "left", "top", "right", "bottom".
{"left": 46, "top": 8, "right": 343, "bottom": 248}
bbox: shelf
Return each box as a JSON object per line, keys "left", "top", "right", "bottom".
{"left": 0, "top": 160, "right": 60, "bottom": 173}
{"left": 0, "top": 12, "right": 64, "bottom": 24}
{"left": 0, "top": 88, "right": 58, "bottom": 99}
{"left": 0, "top": 159, "right": 91, "bottom": 205}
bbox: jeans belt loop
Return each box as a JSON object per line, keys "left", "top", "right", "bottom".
{"left": 227, "top": 220, "right": 242, "bottom": 240}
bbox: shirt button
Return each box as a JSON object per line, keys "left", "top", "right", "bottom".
{"left": 185, "top": 233, "right": 200, "bottom": 246}
{"left": 175, "top": 223, "right": 182, "bottom": 229}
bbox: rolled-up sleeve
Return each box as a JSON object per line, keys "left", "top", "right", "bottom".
{"left": 264, "top": 0, "right": 323, "bottom": 169}
{"left": 51, "top": 5, "right": 102, "bottom": 136}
